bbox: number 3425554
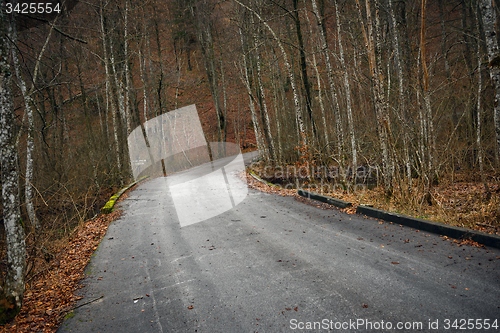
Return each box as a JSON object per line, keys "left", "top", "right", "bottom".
{"left": 4, "top": 2, "right": 61, "bottom": 14}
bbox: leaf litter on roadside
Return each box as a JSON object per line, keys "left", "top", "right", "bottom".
{"left": 0, "top": 210, "right": 122, "bottom": 333}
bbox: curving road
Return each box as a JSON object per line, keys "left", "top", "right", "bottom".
{"left": 59, "top": 155, "right": 500, "bottom": 333}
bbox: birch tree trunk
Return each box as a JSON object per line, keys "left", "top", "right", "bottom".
{"left": 0, "top": 4, "right": 26, "bottom": 319}
{"left": 476, "top": 2, "right": 491, "bottom": 199}
{"left": 389, "top": 0, "right": 412, "bottom": 187}
{"left": 12, "top": 18, "right": 55, "bottom": 230}
{"left": 304, "top": 3, "right": 329, "bottom": 151}
{"left": 100, "top": 2, "right": 122, "bottom": 172}
{"left": 123, "top": 0, "right": 132, "bottom": 134}
{"left": 311, "top": 0, "right": 344, "bottom": 160}
{"left": 480, "top": 0, "right": 500, "bottom": 163}
{"left": 373, "top": 0, "right": 393, "bottom": 195}
{"left": 252, "top": 15, "right": 276, "bottom": 161}
{"left": 238, "top": 27, "right": 266, "bottom": 156}
{"left": 357, "top": 0, "right": 393, "bottom": 195}
{"left": 139, "top": 47, "right": 149, "bottom": 123}
{"left": 420, "top": 0, "right": 436, "bottom": 192}
{"left": 234, "top": 0, "right": 306, "bottom": 150}
{"left": 292, "top": 0, "right": 317, "bottom": 141}
{"left": 109, "top": 40, "right": 128, "bottom": 135}
{"left": 334, "top": 0, "right": 357, "bottom": 175}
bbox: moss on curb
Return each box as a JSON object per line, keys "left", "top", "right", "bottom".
{"left": 248, "top": 170, "right": 279, "bottom": 188}
{"left": 100, "top": 176, "right": 148, "bottom": 214}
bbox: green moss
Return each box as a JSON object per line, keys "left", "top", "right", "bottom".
{"left": 100, "top": 196, "right": 118, "bottom": 214}
{"left": 64, "top": 310, "right": 75, "bottom": 320}
{"left": 100, "top": 176, "right": 148, "bottom": 214}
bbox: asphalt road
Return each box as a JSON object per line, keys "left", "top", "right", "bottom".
{"left": 59, "top": 156, "right": 500, "bottom": 333}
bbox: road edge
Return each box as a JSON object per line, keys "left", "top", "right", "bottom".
{"left": 297, "top": 189, "right": 352, "bottom": 208}
{"left": 297, "top": 189, "right": 500, "bottom": 249}
{"left": 100, "top": 176, "right": 148, "bottom": 214}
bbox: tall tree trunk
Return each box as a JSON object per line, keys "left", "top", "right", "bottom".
{"left": 252, "top": 16, "right": 276, "bottom": 161}
{"left": 11, "top": 22, "right": 55, "bottom": 229}
{"left": 311, "top": 0, "right": 344, "bottom": 160}
{"left": 109, "top": 40, "right": 128, "bottom": 137}
{"left": 476, "top": 1, "right": 491, "bottom": 199}
{"left": 238, "top": 27, "right": 266, "bottom": 156}
{"left": 192, "top": 1, "right": 225, "bottom": 143}
{"left": 304, "top": 2, "right": 329, "bottom": 151}
{"left": 123, "top": 0, "right": 132, "bottom": 135}
{"left": 357, "top": 0, "right": 393, "bottom": 195}
{"left": 389, "top": 0, "right": 412, "bottom": 188}
{"left": 480, "top": 0, "right": 500, "bottom": 163}
{"left": 100, "top": 2, "right": 122, "bottom": 173}
{"left": 438, "top": 0, "right": 451, "bottom": 80}
{"left": 0, "top": 6, "right": 26, "bottom": 319}
{"left": 334, "top": 0, "right": 357, "bottom": 175}
{"left": 293, "top": 0, "right": 317, "bottom": 141}
{"left": 235, "top": 0, "right": 307, "bottom": 150}
{"left": 420, "top": 0, "right": 436, "bottom": 191}
{"left": 139, "top": 47, "right": 149, "bottom": 123}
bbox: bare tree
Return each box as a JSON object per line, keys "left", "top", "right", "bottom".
{"left": 476, "top": 1, "right": 491, "bottom": 199}
{"left": 100, "top": 1, "right": 122, "bottom": 173}
{"left": 311, "top": 0, "right": 344, "bottom": 160}
{"left": 480, "top": 0, "right": 500, "bottom": 163}
{"left": 356, "top": 0, "right": 393, "bottom": 195}
{"left": 0, "top": 2, "right": 26, "bottom": 320}
{"left": 234, "top": 0, "right": 307, "bottom": 150}
{"left": 389, "top": 0, "right": 412, "bottom": 187}
{"left": 334, "top": 0, "right": 357, "bottom": 176}
{"left": 251, "top": 13, "right": 276, "bottom": 161}
{"left": 11, "top": 16, "right": 57, "bottom": 231}
{"left": 238, "top": 24, "right": 266, "bottom": 156}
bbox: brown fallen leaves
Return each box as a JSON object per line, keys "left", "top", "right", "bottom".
{"left": 0, "top": 210, "right": 121, "bottom": 333}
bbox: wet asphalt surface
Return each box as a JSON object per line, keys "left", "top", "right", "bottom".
{"left": 59, "top": 157, "right": 500, "bottom": 333}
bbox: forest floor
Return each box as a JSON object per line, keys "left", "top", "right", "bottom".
{"left": 1, "top": 170, "right": 498, "bottom": 332}
{"left": 0, "top": 199, "right": 125, "bottom": 332}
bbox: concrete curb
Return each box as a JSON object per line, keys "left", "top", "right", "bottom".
{"left": 101, "top": 176, "right": 149, "bottom": 214}
{"left": 248, "top": 170, "right": 279, "bottom": 187}
{"left": 297, "top": 190, "right": 500, "bottom": 249}
{"left": 297, "top": 190, "right": 352, "bottom": 209}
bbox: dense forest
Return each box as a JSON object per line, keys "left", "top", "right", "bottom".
{"left": 1, "top": 0, "right": 500, "bottom": 322}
